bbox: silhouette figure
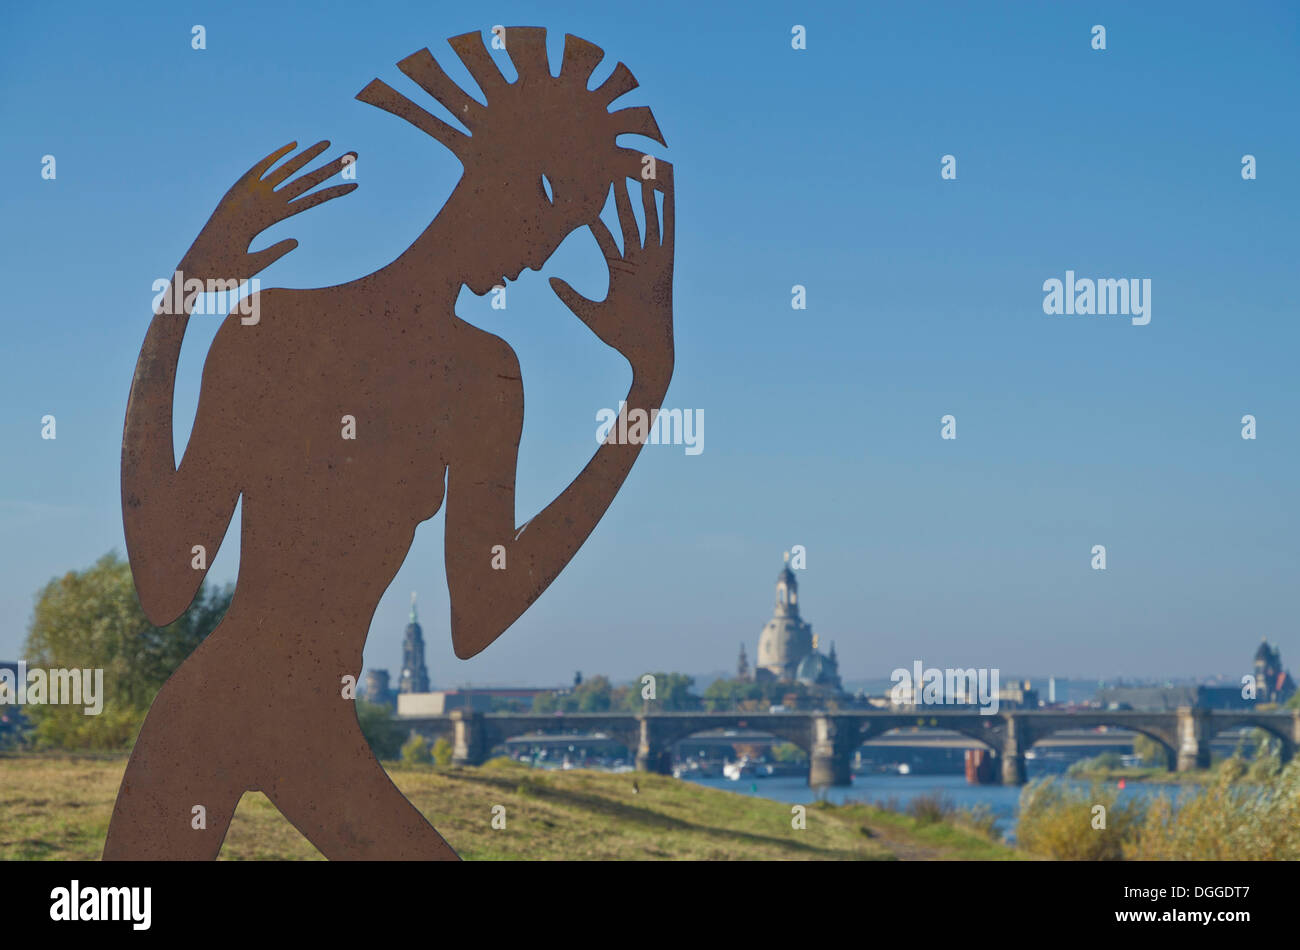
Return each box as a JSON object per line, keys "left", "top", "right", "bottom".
{"left": 104, "top": 27, "right": 674, "bottom": 860}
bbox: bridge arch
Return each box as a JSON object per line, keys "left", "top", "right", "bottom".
{"left": 654, "top": 723, "right": 815, "bottom": 757}
{"left": 1019, "top": 722, "right": 1185, "bottom": 774}
{"left": 1205, "top": 718, "right": 1295, "bottom": 763}
{"left": 856, "top": 717, "right": 1003, "bottom": 754}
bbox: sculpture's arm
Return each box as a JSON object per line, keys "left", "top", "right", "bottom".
{"left": 444, "top": 173, "right": 675, "bottom": 658}
{"left": 121, "top": 296, "right": 244, "bottom": 623}
{"left": 120, "top": 141, "right": 356, "bottom": 623}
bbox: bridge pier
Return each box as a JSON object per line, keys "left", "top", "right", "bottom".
{"left": 635, "top": 716, "right": 673, "bottom": 775}
{"left": 1176, "top": 706, "right": 1211, "bottom": 771}
{"left": 808, "top": 715, "right": 855, "bottom": 787}
{"left": 451, "top": 709, "right": 487, "bottom": 766}
{"left": 1001, "top": 715, "right": 1027, "bottom": 785}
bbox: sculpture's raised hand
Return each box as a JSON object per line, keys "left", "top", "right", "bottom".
{"left": 549, "top": 167, "right": 674, "bottom": 382}
{"left": 179, "top": 140, "right": 357, "bottom": 283}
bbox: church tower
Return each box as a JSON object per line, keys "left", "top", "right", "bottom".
{"left": 400, "top": 592, "right": 430, "bottom": 694}
{"left": 755, "top": 552, "right": 815, "bottom": 681}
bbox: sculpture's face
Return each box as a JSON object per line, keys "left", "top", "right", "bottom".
{"left": 457, "top": 113, "right": 617, "bottom": 296}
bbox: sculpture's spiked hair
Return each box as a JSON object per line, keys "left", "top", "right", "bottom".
{"left": 356, "top": 27, "right": 665, "bottom": 175}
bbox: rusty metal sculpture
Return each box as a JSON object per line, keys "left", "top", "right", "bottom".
{"left": 104, "top": 27, "right": 674, "bottom": 860}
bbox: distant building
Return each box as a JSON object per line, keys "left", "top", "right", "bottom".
{"left": 363, "top": 669, "right": 395, "bottom": 710}
{"left": 999, "top": 679, "right": 1038, "bottom": 709}
{"left": 754, "top": 553, "right": 841, "bottom": 691}
{"left": 1254, "top": 639, "right": 1295, "bottom": 704}
{"left": 400, "top": 593, "right": 430, "bottom": 694}
{"left": 396, "top": 687, "right": 553, "bottom": 716}
{"left": 398, "top": 689, "right": 493, "bottom": 716}
{"left": 1097, "top": 684, "right": 1250, "bottom": 712}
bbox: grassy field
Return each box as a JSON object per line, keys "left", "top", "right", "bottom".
{"left": 0, "top": 754, "right": 1016, "bottom": 861}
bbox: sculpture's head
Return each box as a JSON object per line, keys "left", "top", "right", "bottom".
{"left": 358, "top": 27, "right": 666, "bottom": 295}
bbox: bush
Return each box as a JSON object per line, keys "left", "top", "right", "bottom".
{"left": 954, "top": 803, "right": 1000, "bottom": 840}
{"left": 908, "top": 792, "right": 952, "bottom": 826}
{"left": 432, "top": 737, "right": 454, "bottom": 768}
{"left": 1067, "top": 751, "right": 1123, "bottom": 776}
{"left": 1216, "top": 755, "right": 1248, "bottom": 783}
{"left": 1015, "top": 778, "right": 1145, "bottom": 860}
{"left": 1132, "top": 734, "right": 1167, "bottom": 767}
{"left": 770, "top": 742, "right": 807, "bottom": 763}
{"left": 1248, "top": 754, "right": 1281, "bottom": 783}
{"left": 400, "top": 733, "right": 432, "bottom": 766}
{"left": 1129, "top": 761, "right": 1300, "bottom": 860}
{"left": 356, "top": 700, "right": 402, "bottom": 760}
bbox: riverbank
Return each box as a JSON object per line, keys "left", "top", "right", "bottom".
{"left": 0, "top": 754, "right": 1015, "bottom": 860}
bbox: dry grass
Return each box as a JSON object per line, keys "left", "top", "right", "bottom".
{"left": 0, "top": 754, "right": 1016, "bottom": 861}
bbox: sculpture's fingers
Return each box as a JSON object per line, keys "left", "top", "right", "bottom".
{"left": 283, "top": 182, "right": 358, "bottom": 218}
{"left": 613, "top": 179, "right": 641, "bottom": 255}
{"left": 549, "top": 276, "right": 594, "bottom": 319}
{"left": 641, "top": 181, "right": 659, "bottom": 246}
{"left": 279, "top": 153, "right": 357, "bottom": 201}
{"left": 588, "top": 217, "right": 621, "bottom": 262}
{"left": 264, "top": 140, "right": 330, "bottom": 187}
{"left": 246, "top": 142, "right": 298, "bottom": 182}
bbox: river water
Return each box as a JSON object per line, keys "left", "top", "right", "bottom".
{"left": 683, "top": 771, "right": 1181, "bottom": 840}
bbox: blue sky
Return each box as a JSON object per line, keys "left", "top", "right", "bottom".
{"left": 0, "top": 0, "right": 1296, "bottom": 686}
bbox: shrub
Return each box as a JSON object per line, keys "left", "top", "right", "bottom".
{"left": 908, "top": 792, "right": 952, "bottom": 826}
{"left": 1248, "top": 754, "right": 1281, "bottom": 784}
{"left": 1068, "top": 751, "right": 1123, "bottom": 776}
{"left": 1127, "top": 762, "right": 1300, "bottom": 860}
{"left": 400, "top": 733, "right": 432, "bottom": 766}
{"left": 1015, "top": 778, "right": 1145, "bottom": 860}
{"left": 431, "top": 737, "right": 454, "bottom": 768}
{"left": 1216, "top": 755, "right": 1248, "bottom": 783}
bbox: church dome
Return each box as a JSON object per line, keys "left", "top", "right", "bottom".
{"left": 756, "top": 555, "right": 814, "bottom": 680}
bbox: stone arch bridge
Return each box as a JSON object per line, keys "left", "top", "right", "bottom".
{"left": 399, "top": 708, "right": 1300, "bottom": 785}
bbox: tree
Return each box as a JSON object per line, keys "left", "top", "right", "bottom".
{"left": 576, "top": 675, "right": 613, "bottom": 712}
{"left": 770, "top": 741, "right": 807, "bottom": 763}
{"left": 1132, "top": 734, "right": 1167, "bottom": 767}
{"left": 21, "top": 552, "right": 232, "bottom": 749}
{"left": 401, "top": 733, "right": 432, "bottom": 765}
{"left": 432, "top": 736, "right": 454, "bottom": 767}
{"left": 356, "top": 699, "right": 403, "bottom": 759}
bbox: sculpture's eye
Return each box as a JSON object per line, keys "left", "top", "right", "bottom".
{"left": 540, "top": 173, "right": 554, "bottom": 205}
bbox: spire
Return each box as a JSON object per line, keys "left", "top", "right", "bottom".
{"left": 400, "top": 592, "right": 430, "bottom": 693}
